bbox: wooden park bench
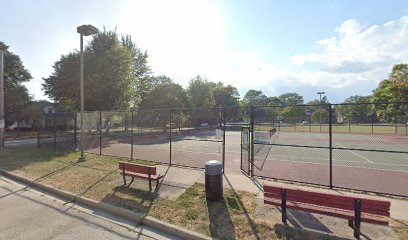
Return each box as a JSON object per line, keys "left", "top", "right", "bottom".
{"left": 119, "top": 161, "right": 163, "bottom": 191}
{"left": 264, "top": 183, "right": 390, "bottom": 239}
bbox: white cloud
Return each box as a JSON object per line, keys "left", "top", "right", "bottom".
{"left": 117, "top": 1, "right": 408, "bottom": 101}
{"left": 290, "top": 17, "right": 408, "bottom": 77}
{"left": 21, "top": 0, "right": 408, "bottom": 103}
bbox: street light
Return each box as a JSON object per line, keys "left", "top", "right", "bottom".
{"left": 317, "top": 92, "right": 326, "bottom": 132}
{"left": 0, "top": 50, "right": 4, "bottom": 149}
{"left": 77, "top": 24, "right": 98, "bottom": 161}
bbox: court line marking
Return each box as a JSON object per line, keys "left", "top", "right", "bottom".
{"left": 254, "top": 158, "right": 408, "bottom": 173}
{"left": 335, "top": 143, "right": 374, "bottom": 164}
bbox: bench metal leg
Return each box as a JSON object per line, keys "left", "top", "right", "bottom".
{"left": 123, "top": 175, "right": 126, "bottom": 186}
{"left": 148, "top": 178, "right": 152, "bottom": 192}
{"left": 156, "top": 178, "right": 160, "bottom": 190}
{"left": 128, "top": 177, "right": 134, "bottom": 187}
{"left": 348, "top": 219, "right": 353, "bottom": 228}
{"left": 281, "top": 189, "right": 287, "bottom": 224}
{"left": 354, "top": 199, "right": 362, "bottom": 239}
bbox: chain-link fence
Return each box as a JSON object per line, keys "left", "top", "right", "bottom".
{"left": 246, "top": 102, "right": 408, "bottom": 196}
{"left": 28, "top": 102, "right": 408, "bottom": 196}
{"left": 36, "top": 108, "right": 226, "bottom": 170}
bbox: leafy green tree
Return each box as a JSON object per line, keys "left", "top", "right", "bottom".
{"left": 187, "top": 75, "right": 214, "bottom": 108}
{"left": 311, "top": 109, "right": 329, "bottom": 123}
{"left": 372, "top": 64, "right": 408, "bottom": 122}
{"left": 211, "top": 82, "right": 240, "bottom": 107}
{"left": 0, "top": 42, "right": 33, "bottom": 126}
{"left": 140, "top": 82, "right": 189, "bottom": 109}
{"left": 278, "top": 93, "right": 304, "bottom": 106}
{"left": 335, "top": 95, "right": 372, "bottom": 123}
{"left": 278, "top": 93, "right": 305, "bottom": 123}
{"left": 43, "top": 29, "right": 151, "bottom": 111}
{"left": 241, "top": 90, "right": 268, "bottom": 106}
{"left": 281, "top": 106, "right": 307, "bottom": 123}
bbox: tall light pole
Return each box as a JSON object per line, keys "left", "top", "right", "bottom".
{"left": 0, "top": 50, "right": 4, "bottom": 148}
{"left": 317, "top": 92, "right": 325, "bottom": 132}
{"left": 77, "top": 24, "right": 98, "bottom": 161}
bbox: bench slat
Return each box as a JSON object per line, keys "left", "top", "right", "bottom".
{"left": 264, "top": 185, "right": 390, "bottom": 209}
{"left": 119, "top": 161, "right": 157, "bottom": 175}
{"left": 264, "top": 192, "right": 390, "bottom": 217}
{"left": 264, "top": 197, "right": 389, "bottom": 226}
{"left": 120, "top": 171, "right": 162, "bottom": 180}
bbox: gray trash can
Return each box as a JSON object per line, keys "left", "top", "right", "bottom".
{"left": 205, "top": 160, "right": 223, "bottom": 201}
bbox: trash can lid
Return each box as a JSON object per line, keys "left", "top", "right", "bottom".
{"left": 205, "top": 160, "right": 222, "bottom": 166}
{"left": 205, "top": 160, "right": 223, "bottom": 175}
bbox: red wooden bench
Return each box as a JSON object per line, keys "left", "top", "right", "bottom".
{"left": 264, "top": 184, "right": 390, "bottom": 239}
{"left": 119, "top": 161, "right": 163, "bottom": 191}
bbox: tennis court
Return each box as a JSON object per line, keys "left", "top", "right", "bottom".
{"left": 252, "top": 130, "right": 408, "bottom": 196}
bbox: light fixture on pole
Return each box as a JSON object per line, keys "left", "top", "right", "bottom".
{"left": 77, "top": 24, "right": 98, "bottom": 161}
{"left": 317, "top": 92, "right": 326, "bottom": 132}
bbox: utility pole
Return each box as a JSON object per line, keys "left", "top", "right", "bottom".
{"left": 0, "top": 50, "right": 4, "bottom": 148}
{"left": 317, "top": 92, "right": 325, "bottom": 132}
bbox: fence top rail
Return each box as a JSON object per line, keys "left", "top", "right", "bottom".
{"left": 41, "top": 101, "right": 408, "bottom": 115}
{"left": 245, "top": 102, "right": 408, "bottom": 108}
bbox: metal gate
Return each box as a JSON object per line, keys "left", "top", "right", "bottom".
{"left": 240, "top": 126, "right": 250, "bottom": 175}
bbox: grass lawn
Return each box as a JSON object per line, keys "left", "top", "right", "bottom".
{"left": 0, "top": 145, "right": 406, "bottom": 239}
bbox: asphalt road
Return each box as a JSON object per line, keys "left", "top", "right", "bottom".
{"left": 0, "top": 176, "right": 179, "bottom": 240}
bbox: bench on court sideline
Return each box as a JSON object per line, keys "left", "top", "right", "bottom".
{"left": 263, "top": 183, "right": 390, "bottom": 239}
{"left": 119, "top": 161, "right": 163, "bottom": 191}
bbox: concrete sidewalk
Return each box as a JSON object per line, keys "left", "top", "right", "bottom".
{"left": 0, "top": 176, "right": 179, "bottom": 240}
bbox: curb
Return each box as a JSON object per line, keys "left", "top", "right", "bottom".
{"left": 0, "top": 169, "right": 212, "bottom": 240}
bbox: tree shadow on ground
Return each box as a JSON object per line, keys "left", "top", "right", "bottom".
{"left": 223, "top": 175, "right": 264, "bottom": 240}
{"left": 206, "top": 197, "right": 236, "bottom": 239}
{"left": 0, "top": 145, "right": 74, "bottom": 172}
{"left": 274, "top": 223, "right": 350, "bottom": 240}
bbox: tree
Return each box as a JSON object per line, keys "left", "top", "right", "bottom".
{"left": 281, "top": 106, "right": 307, "bottom": 123}
{"left": 43, "top": 29, "right": 151, "bottom": 111}
{"left": 187, "top": 75, "right": 214, "bottom": 109}
{"left": 335, "top": 95, "right": 372, "bottom": 123}
{"left": 278, "top": 93, "right": 304, "bottom": 106}
{"left": 140, "top": 82, "right": 189, "bottom": 109}
{"left": 211, "top": 82, "right": 240, "bottom": 107}
{"left": 278, "top": 93, "right": 305, "bottom": 123}
{"left": 241, "top": 90, "right": 268, "bottom": 106}
{"left": 0, "top": 42, "right": 33, "bottom": 126}
{"left": 372, "top": 64, "right": 408, "bottom": 122}
{"left": 311, "top": 109, "right": 329, "bottom": 123}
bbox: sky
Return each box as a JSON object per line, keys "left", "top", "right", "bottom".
{"left": 1, "top": 0, "right": 408, "bottom": 103}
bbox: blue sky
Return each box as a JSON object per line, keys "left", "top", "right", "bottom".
{"left": 1, "top": 0, "right": 408, "bottom": 103}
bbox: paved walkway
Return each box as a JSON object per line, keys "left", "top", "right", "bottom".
{"left": 0, "top": 176, "right": 179, "bottom": 240}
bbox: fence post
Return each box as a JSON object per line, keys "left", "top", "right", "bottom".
{"left": 99, "top": 111, "right": 102, "bottom": 155}
{"left": 53, "top": 113, "right": 56, "bottom": 150}
{"left": 395, "top": 113, "right": 398, "bottom": 134}
{"left": 131, "top": 110, "right": 134, "bottom": 160}
{"left": 348, "top": 114, "right": 351, "bottom": 134}
{"left": 250, "top": 105, "right": 254, "bottom": 177}
{"left": 406, "top": 118, "right": 407, "bottom": 135}
{"left": 371, "top": 114, "right": 374, "bottom": 134}
{"left": 222, "top": 106, "right": 226, "bottom": 173}
{"left": 169, "top": 109, "right": 172, "bottom": 166}
{"left": 74, "top": 113, "right": 77, "bottom": 150}
{"left": 329, "top": 104, "right": 333, "bottom": 189}
{"left": 37, "top": 118, "right": 40, "bottom": 147}
{"left": 178, "top": 109, "right": 181, "bottom": 132}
